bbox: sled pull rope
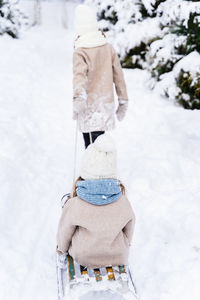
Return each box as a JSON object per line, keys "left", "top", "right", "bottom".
{"left": 89, "top": 132, "right": 92, "bottom": 145}
{"left": 72, "top": 121, "right": 78, "bottom": 185}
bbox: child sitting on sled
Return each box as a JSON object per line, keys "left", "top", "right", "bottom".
{"left": 73, "top": 4, "right": 129, "bottom": 148}
{"left": 56, "top": 134, "right": 135, "bottom": 268}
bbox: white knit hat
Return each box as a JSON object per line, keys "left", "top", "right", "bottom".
{"left": 80, "top": 134, "right": 117, "bottom": 180}
{"left": 74, "top": 4, "right": 99, "bottom": 36}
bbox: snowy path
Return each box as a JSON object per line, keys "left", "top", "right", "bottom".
{"left": 1, "top": 3, "right": 200, "bottom": 300}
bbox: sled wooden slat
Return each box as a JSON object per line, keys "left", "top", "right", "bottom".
{"left": 66, "top": 256, "right": 127, "bottom": 284}
{"left": 81, "top": 269, "right": 88, "bottom": 275}
{"left": 93, "top": 268, "right": 102, "bottom": 282}
{"left": 106, "top": 266, "right": 115, "bottom": 280}
{"left": 80, "top": 265, "right": 89, "bottom": 281}
{"left": 119, "top": 265, "right": 126, "bottom": 274}
{"left": 67, "top": 255, "right": 75, "bottom": 281}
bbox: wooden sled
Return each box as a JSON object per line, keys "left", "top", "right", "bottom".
{"left": 56, "top": 254, "right": 138, "bottom": 300}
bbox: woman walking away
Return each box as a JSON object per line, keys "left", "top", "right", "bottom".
{"left": 73, "top": 4, "right": 129, "bottom": 149}
{"left": 56, "top": 134, "right": 135, "bottom": 268}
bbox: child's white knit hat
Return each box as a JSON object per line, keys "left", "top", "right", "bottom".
{"left": 74, "top": 4, "right": 99, "bottom": 36}
{"left": 80, "top": 134, "right": 117, "bottom": 180}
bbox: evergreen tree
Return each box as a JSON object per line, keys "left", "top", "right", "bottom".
{"left": 0, "top": 0, "right": 27, "bottom": 38}
{"left": 176, "top": 68, "right": 200, "bottom": 109}
{"left": 138, "top": 0, "right": 166, "bottom": 18}
{"left": 149, "top": 1, "right": 200, "bottom": 109}
{"left": 85, "top": 0, "right": 142, "bottom": 31}
{"left": 172, "top": 12, "right": 200, "bottom": 54}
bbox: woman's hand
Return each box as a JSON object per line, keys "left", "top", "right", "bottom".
{"left": 73, "top": 97, "right": 87, "bottom": 114}
{"left": 116, "top": 99, "right": 128, "bottom": 121}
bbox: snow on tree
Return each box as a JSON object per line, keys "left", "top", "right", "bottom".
{"left": 85, "top": 0, "right": 200, "bottom": 109}
{"left": 0, "top": 0, "right": 28, "bottom": 38}
{"left": 148, "top": 0, "right": 200, "bottom": 109}
{"left": 84, "top": 0, "right": 148, "bottom": 68}
{"left": 84, "top": 0, "right": 168, "bottom": 68}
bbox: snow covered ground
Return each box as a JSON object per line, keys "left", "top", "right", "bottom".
{"left": 0, "top": 2, "right": 200, "bottom": 300}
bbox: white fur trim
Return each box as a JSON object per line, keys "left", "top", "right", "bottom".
{"left": 75, "top": 31, "right": 107, "bottom": 49}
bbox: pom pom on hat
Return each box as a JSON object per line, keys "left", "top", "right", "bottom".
{"left": 80, "top": 134, "right": 117, "bottom": 180}
{"left": 92, "top": 133, "right": 116, "bottom": 153}
{"left": 75, "top": 4, "right": 99, "bottom": 36}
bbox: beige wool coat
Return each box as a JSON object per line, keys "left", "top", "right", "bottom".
{"left": 56, "top": 194, "right": 135, "bottom": 268}
{"left": 73, "top": 43, "right": 128, "bottom": 133}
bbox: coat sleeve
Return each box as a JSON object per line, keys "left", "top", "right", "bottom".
{"left": 56, "top": 201, "right": 76, "bottom": 254}
{"left": 111, "top": 46, "right": 128, "bottom": 102}
{"left": 73, "top": 50, "right": 88, "bottom": 115}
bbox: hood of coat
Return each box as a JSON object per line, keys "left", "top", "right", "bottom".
{"left": 76, "top": 179, "right": 122, "bottom": 206}
{"left": 74, "top": 30, "right": 107, "bottom": 50}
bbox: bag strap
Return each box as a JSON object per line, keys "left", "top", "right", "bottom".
{"left": 72, "top": 127, "right": 92, "bottom": 195}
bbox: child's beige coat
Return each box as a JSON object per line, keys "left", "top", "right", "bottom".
{"left": 57, "top": 194, "right": 135, "bottom": 268}
{"left": 73, "top": 43, "right": 128, "bottom": 133}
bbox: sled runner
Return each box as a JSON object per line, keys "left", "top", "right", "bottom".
{"left": 56, "top": 253, "right": 138, "bottom": 300}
